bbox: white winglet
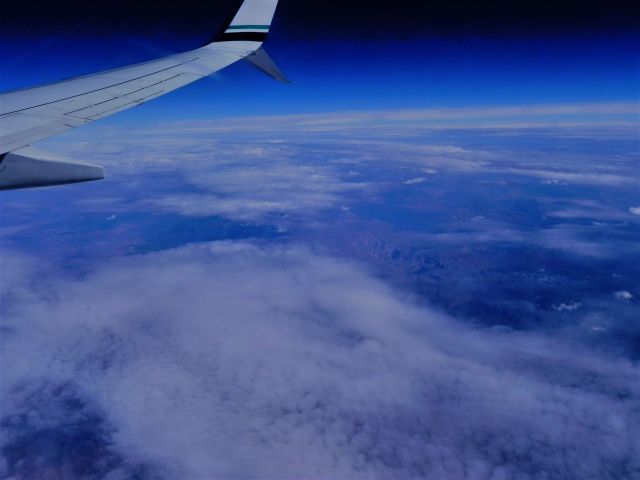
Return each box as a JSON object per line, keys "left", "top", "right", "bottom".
{"left": 216, "top": 0, "right": 280, "bottom": 42}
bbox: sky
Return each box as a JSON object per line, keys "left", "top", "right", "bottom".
{"left": 1, "top": 0, "right": 638, "bottom": 118}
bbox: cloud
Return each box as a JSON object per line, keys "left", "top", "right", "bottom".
{"left": 546, "top": 200, "right": 637, "bottom": 221}
{"left": 1, "top": 243, "right": 638, "bottom": 479}
{"left": 140, "top": 102, "right": 639, "bottom": 134}
{"left": 614, "top": 291, "right": 634, "bottom": 301}
{"left": 403, "top": 177, "right": 428, "bottom": 185}
{"left": 499, "top": 168, "right": 635, "bottom": 187}
{"left": 535, "top": 224, "right": 614, "bottom": 258}
{"left": 630, "top": 207, "right": 640, "bottom": 216}
{"left": 36, "top": 110, "right": 635, "bottom": 228}
{"left": 61, "top": 140, "right": 369, "bottom": 223}
{"left": 420, "top": 220, "right": 633, "bottom": 259}
{"left": 150, "top": 162, "right": 368, "bottom": 222}
{"left": 553, "top": 302, "right": 582, "bottom": 312}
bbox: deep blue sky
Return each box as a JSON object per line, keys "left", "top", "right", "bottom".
{"left": 1, "top": 0, "right": 638, "bottom": 119}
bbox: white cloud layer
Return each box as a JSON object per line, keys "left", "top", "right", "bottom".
{"left": 141, "top": 102, "right": 639, "bottom": 134}
{"left": 1, "top": 243, "right": 638, "bottom": 479}
{"left": 151, "top": 161, "right": 367, "bottom": 221}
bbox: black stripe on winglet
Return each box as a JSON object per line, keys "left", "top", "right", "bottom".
{"left": 216, "top": 32, "right": 268, "bottom": 42}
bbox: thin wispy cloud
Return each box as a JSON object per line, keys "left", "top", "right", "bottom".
{"left": 140, "top": 102, "right": 639, "bottom": 134}
{"left": 403, "top": 177, "right": 428, "bottom": 185}
{"left": 546, "top": 199, "right": 639, "bottom": 221}
{"left": 149, "top": 159, "right": 369, "bottom": 222}
{"left": 497, "top": 167, "right": 636, "bottom": 187}
{"left": 415, "top": 220, "right": 638, "bottom": 259}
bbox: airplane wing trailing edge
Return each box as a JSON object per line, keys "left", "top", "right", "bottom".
{"left": 0, "top": 0, "right": 287, "bottom": 190}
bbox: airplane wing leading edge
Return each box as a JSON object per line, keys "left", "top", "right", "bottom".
{"left": 0, "top": 0, "right": 285, "bottom": 190}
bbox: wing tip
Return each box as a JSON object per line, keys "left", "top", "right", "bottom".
{"left": 210, "top": 0, "right": 280, "bottom": 44}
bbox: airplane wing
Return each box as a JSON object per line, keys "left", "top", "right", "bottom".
{"left": 0, "top": 0, "right": 287, "bottom": 190}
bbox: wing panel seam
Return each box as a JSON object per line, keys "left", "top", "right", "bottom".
{"left": 63, "top": 74, "right": 184, "bottom": 116}
{"left": 0, "top": 59, "right": 200, "bottom": 117}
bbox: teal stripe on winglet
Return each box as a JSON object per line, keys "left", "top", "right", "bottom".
{"left": 227, "top": 25, "right": 270, "bottom": 30}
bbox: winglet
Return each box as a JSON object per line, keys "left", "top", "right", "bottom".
{"left": 244, "top": 48, "right": 291, "bottom": 83}
{"left": 215, "top": 0, "right": 280, "bottom": 43}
